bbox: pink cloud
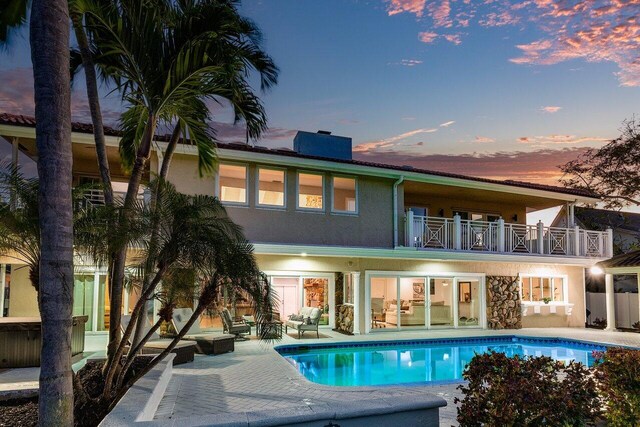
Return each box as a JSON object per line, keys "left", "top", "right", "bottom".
{"left": 475, "top": 136, "right": 496, "bottom": 143}
{"left": 540, "top": 106, "right": 562, "bottom": 113}
{"left": 385, "top": 0, "right": 640, "bottom": 86}
{"left": 439, "top": 120, "right": 456, "bottom": 127}
{"left": 386, "top": 0, "right": 426, "bottom": 17}
{"left": 354, "top": 146, "right": 595, "bottom": 185}
{"left": 353, "top": 127, "right": 439, "bottom": 152}
{"left": 444, "top": 34, "right": 463, "bottom": 45}
{"left": 517, "top": 134, "right": 610, "bottom": 145}
{"left": 418, "top": 31, "right": 439, "bottom": 44}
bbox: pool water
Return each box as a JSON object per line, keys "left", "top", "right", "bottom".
{"left": 277, "top": 337, "right": 606, "bottom": 386}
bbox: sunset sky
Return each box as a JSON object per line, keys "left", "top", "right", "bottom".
{"left": 1, "top": 0, "right": 639, "bottom": 185}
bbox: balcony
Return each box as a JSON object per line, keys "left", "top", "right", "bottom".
{"left": 80, "top": 188, "right": 147, "bottom": 209}
{"left": 405, "top": 212, "right": 613, "bottom": 259}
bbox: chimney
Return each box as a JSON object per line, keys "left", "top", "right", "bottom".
{"left": 293, "top": 130, "right": 352, "bottom": 161}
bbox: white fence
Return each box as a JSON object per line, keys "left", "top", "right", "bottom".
{"left": 406, "top": 213, "right": 613, "bottom": 258}
{"left": 586, "top": 292, "right": 640, "bottom": 329}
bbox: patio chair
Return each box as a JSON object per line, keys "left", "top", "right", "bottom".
{"left": 170, "top": 308, "right": 236, "bottom": 354}
{"left": 220, "top": 308, "right": 252, "bottom": 341}
{"left": 120, "top": 315, "right": 196, "bottom": 364}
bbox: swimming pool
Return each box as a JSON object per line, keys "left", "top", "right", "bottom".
{"left": 277, "top": 336, "right": 607, "bottom": 386}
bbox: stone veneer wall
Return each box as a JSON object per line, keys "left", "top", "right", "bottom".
{"left": 335, "top": 304, "right": 354, "bottom": 334}
{"left": 486, "top": 275, "right": 522, "bottom": 329}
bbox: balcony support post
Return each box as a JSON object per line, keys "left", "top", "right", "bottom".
{"left": 574, "top": 226, "right": 581, "bottom": 256}
{"left": 497, "top": 217, "right": 505, "bottom": 252}
{"left": 605, "top": 228, "right": 614, "bottom": 258}
{"left": 453, "top": 214, "right": 462, "bottom": 250}
{"left": 605, "top": 273, "right": 616, "bottom": 331}
{"left": 537, "top": 220, "right": 545, "bottom": 254}
{"left": 406, "top": 210, "right": 415, "bottom": 248}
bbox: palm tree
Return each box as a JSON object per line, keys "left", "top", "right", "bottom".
{"left": 74, "top": 0, "right": 278, "bottom": 366}
{"left": 0, "top": 0, "right": 75, "bottom": 424}
{"left": 73, "top": 178, "right": 274, "bottom": 410}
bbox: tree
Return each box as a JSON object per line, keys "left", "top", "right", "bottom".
{"left": 561, "top": 118, "right": 640, "bottom": 209}
{"left": 0, "top": 0, "right": 76, "bottom": 424}
{"left": 72, "top": 179, "right": 274, "bottom": 423}
{"left": 73, "top": 0, "right": 278, "bottom": 374}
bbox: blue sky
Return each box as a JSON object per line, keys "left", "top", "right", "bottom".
{"left": 1, "top": 0, "right": 639, "bottom": 184}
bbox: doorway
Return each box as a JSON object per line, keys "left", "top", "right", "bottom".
{"left": 269, "top": 273, "right": 335, "bottom": 327}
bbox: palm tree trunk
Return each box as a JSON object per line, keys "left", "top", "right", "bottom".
{"left": 104, "top": 114, "right": 156, "bottom": 387}
{"left": 71, "top": 12, "right": 114, "bottom": 206}
{"left": 30, "top": 1, "right": 74, "bottom": 425}
{"left": 130, "top": 122, "right": 181, "bottom": 348}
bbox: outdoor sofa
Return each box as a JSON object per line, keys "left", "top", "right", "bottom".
{"left": 285, "top": 306, "right": 322, "bottom": 339}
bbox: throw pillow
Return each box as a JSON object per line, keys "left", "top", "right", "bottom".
{"left": 290, "top": 314, "right": 303, "bottom": 321}
{"left": 304, "top": 316, "right": 312, "bottom": 325}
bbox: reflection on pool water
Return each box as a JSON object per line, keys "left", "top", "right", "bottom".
{"left": 277, "top": 337, "right": 606, "bottom": 386}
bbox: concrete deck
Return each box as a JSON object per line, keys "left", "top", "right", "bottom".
{"left": 153, "top": 327, "right": 640, "bottom": 426}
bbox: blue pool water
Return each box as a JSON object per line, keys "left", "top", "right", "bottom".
{"left": 277, "top": 336, "right": 607, "bottom": 386}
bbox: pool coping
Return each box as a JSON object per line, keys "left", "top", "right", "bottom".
{"left": 274, "top": 334, "right": 636, "bottom": 354}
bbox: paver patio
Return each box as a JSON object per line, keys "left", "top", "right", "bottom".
{"left": 153, "top": 327, "right": 640, "bottom": 426}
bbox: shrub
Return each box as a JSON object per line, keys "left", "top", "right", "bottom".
{"left": 455, "top": 351, "right": 600, "bottom": 427}
{"left": 594, "top": 347, "right": 640, "bottom": 426}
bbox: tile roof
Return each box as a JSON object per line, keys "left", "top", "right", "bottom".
{"left": 597, "top": 250, "right": 640, "bottom": 269}
{"left": 0, "top": 112, "right": 599, "bottom": 199}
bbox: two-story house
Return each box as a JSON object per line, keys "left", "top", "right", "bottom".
{"left": 0, "top": 113, "right": 612, "bottom": 337}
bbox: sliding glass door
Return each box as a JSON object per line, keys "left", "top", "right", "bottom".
{"left": 368, "top": 274, "right": 484, "bottom": 332}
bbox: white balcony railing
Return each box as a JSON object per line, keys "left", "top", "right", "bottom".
{"left": 406, "top": 212, "right": 613, "bottom": 258}
{"left": 80, "top": 188, "right": 147, "bottom": 209}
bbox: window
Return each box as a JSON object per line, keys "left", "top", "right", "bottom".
{"left": 520, "top": 276, "right": 566, "bottom": 302}
{"left": 218, "top": 164, "right": 247, "bottom": 204}
{"left": 257, "top": 168, "right": 285, "bottom": 207}
{"left": 297, "top": 172, "right": 323, "bottom": 210}
{"left": 332, "top": 176, "right": 357, "bottom": 213}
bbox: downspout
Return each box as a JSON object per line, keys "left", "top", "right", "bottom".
{"left": 393, "top": 176, "right": 404, "bottom": 248}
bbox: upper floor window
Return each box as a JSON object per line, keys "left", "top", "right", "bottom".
{"left": 332, "top": 176, "right": 357, "bottom": 213}
{"left": 218, "top": 164, "right": 247, "bottom": 204}
{"left": 258, "top": 168, "right": 285, "bottom": 207}
{"left": 520, "top": 276, "right": 565, "bottom": 303}
{"left": 297, "top": 172, "right": 323, "bottom": 210}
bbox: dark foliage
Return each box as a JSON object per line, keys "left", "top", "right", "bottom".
{"left": 455, "top": 351, "right": 600, "bottom": 426}
{"left": 594, "top": 347, "right": 640, "bottom": 426}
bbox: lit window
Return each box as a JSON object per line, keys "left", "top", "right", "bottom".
{"left": 332, "top": 176, "right": 357, "bottom": 213}
{"left": 520, "top": 276, "right": 566, "bottom": 302}
{"left": 298, "top": 173, "right": 323, "bottom": 210}
{"left": 258, "top": 168, "right": 285, "bottom": 207}
{"left": 218, "top": 164, "right": 247, "bottom": 204}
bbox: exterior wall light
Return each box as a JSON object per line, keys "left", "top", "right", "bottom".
{"left": 590, "top": 266, "right": 604, "bottom": 275}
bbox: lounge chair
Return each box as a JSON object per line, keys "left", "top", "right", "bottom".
{"left": 220, "top": 308, "right": 252, "bottom": 341}
{"left": 170, "top": 308, "right": 236, "bottom": 354}
{"left": 285, "top": 307, "right": 321, "bottom": 339}
{"left": 121, "top": 315, "right": 196, "bottom": 365}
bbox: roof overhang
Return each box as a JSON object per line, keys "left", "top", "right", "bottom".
{"left": 0, "top": 122, "right": 600, "bottom": 205}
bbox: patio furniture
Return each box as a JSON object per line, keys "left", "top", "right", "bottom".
{"left": 371, "top": 297, "right": 386, "bottom": 328}
{"left": 285, "top": 307, "right": 321, "bottom": 339}
{"left": 193, "top": 335, "right": 235, "bottom": 355}
{"left": 257, "top": 320, "right": 283, "bottom": 339}
{"left": 121, "top": 315, "right": 196, "bottom": 364}
{"left": 0, "top": 316, "right": 88, "bottom": 368}
{"left": 220, "top": 308, "right": 252, "bottom": 340}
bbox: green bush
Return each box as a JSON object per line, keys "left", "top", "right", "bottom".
{"left": 455, "top": 351, "right": 600, "bottom": 427}
{"left": 594, "top": 347, "right": 640, "bottom": 426}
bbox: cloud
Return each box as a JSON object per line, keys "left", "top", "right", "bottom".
{"left": 474, "top": 136, "right": 496, "bottom": 143}
{"left": 389, "top": 59, "right": 423, "bottom": 67}
{"left": 353, "top": 127, "right": 438, "bottom": 152}
{"left": 386, "top": 0, "right": 426, "bottom": 17}
{"left": 354, "top": 146, "right": 594, "bottom": 185}
{"left": 418, "top": 31, "right": 439, "bottom": 44}
{"left": 517, "top": 134, "right": 610, "bottom": 145}
{"left": 540, "top": 106, "right": 562, "bottom": 113}
{"left": 443, "top": 34, "right": 463, "bottom": 45}
{"left": 385, "top": 0, "right": 640, "bottom": 86}
{"left": 439, "top": 120, "right": 456, "bottom": 127}
{"left": 402, "top": 117, "right": 417, "bottom": 121}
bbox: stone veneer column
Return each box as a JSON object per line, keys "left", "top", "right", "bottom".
{"left": 486, "top": 275, "right": 522, "bottom": 329}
